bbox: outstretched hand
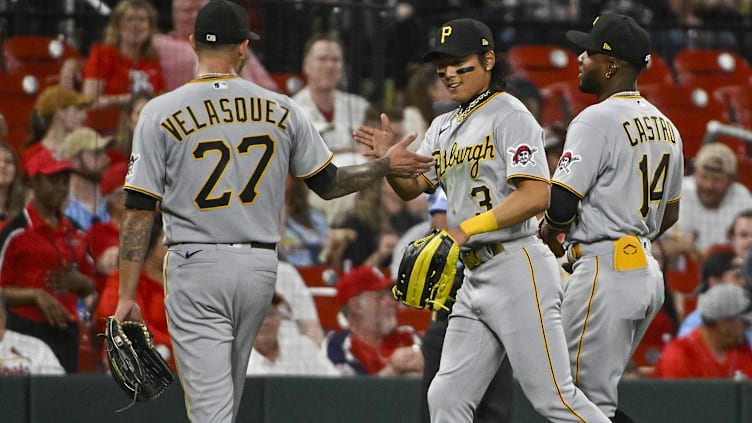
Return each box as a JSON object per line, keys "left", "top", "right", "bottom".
{"left": 354, "top": 113, "right": 400, "bottom": 158}
{"left": 384, "top": 133, "right": 433, "bottom": 178}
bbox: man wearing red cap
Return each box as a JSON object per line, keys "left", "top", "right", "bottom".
{"left": 326, "top": 265, "right": 423, "bottom": 376}
{"left": 0, "top": 148, "right": 95, "bottom": 373}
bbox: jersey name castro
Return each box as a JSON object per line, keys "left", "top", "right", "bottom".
{"left": 553, "top": 94, "right": 684, "bottom": 243}
{"left": 126, "top": 77, "right": 332, "bottom": 245}
{"left": 621, "top": 114, "right": 677, "bottom": 146}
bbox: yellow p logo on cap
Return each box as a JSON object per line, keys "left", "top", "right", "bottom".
{"left": 441, "top": 26, "right": 452, "bottom": 44}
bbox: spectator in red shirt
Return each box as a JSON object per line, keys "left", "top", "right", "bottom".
{"left": 22, "top": 85, "right": 92, "bottom": 168}
{"left": 0, "top": 148, "right": 96, "bottom": 372}
{"left": 654, "top": 283, "right": 752, "bottom": 379}
{"left": 326, "top": 265, "right": 423, "bottom": 376}
{"left": 95, "top": 213, "right": 173, "bottom": 371}
{"left": 82, "top": 0, "right": 166, "bottom": 110}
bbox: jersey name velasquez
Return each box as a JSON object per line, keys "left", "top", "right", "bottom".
{"left": 419, "top": 92, "right": 549, "bottom": 245}
{"left": 552, "top": 94, "right": 684, "bottom": 243}
{"left": 126, "top": 76, "right": 333, "bottom": 245}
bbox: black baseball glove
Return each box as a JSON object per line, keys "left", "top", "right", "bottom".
{"left": 104, "top": 317, "right": 174, "bottom": 409}
{"left": 393, "top": 229, "right": 460, "bottom": 312}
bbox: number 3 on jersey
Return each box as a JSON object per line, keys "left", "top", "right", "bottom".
{"left": 193, "top": 134, "right": 275, "bottom": 210}
{"left": 638, "top": 153, "right": 670, "bottom": 218}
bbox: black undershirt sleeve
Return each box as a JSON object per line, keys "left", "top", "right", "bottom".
{"left": 545, "top": 184, "right": 580, "bottom": 230}
{"left": 124, "top": 189, "right": 159, "bottom": 211}
{"left": 303, "top": 163, "right": 338, "bottom": 196}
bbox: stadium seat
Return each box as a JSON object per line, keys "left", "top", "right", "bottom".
{"left": 0, "top": 72, "right": 41, "bottom": 152}
{"left": 673, "top": 48, "right": 752, "bottom": 91}
{"left": 2, "top": 35, "right": 81, "bottom": 83}
{"left": 507, "top": 45, "right": 581, "bottom": 125}
{"left": 269, "top": 72, "right": 305, "bottom": 96}
{"left": 713, "top": 84, "right": 752, "bottom": 129}
{"left": 641, "top": 84, "right": 730, "bottom": 158}
{"left": 506, "top": 44, "right": 580, "bottom": 88}
{"left": 665, "top": 253, "right": 701, "bottom": 294}
{"left": 639, "top": 52, "right": 675, "bottom": 88}
{"left": 296, "top": 265, "right": 430, "bottom": 332}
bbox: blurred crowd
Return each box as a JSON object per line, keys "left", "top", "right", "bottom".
{"left": 0, "top": 0, "right": 751, "bottom": 397}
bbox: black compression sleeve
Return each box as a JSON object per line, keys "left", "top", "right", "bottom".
{"left": 303, "top": 163, "right": 338, "bottom": 196}
{"left": 545, "top": 184, "right": 580, "bottom": 230}
{"left": 124, "top": 190, "right": 158, "bottom": 211}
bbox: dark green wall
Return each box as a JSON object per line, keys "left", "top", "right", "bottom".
{"left": 2, "top": 375, "right": 751, "bottom": 423}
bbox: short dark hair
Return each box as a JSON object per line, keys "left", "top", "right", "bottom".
{"left": 728, "top": 209, "right": 752, "bottom": 238}
{"left": 302, "top": 33, "right": 344, "bottom": 60}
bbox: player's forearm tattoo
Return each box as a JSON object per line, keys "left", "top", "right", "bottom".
{"left": 318, "top": 157, "right": 390, "bottom": 199}
{"left": 120, "top": 209, "right": 156, "bottom": 262}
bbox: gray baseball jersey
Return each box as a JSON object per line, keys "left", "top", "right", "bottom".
{"left": 126, "top": 76, "right": 333, "bottom": 245}
{"left": 552, "top": 93, "right": 683, "bottom": 243}
{"left": 418, "top": 92, "right": 550, "bottom": 244}
{"left": 423, "top": 92, "right": 611, "bottom": 422}
{"left": 125, "top": 75, "right": 333, "bottom": 423}
{"left": 552, "top": 92, "right": 683, "bottom": 417}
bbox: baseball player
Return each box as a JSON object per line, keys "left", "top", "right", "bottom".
{"left": 355, "top": 18, "right": 610, "bottom": 423}
{"left": 419, "top": 187, "right": 514, "bottom": 423}
{"left": 112, "top": 1, "right": 432, "bottom": 422}
{"left": 539, "top": 14, "right": 684, "bottom": 423}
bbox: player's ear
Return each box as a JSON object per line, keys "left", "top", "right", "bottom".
{"left": 483, "top": 51, "right": 495, "bottom": 71}
{"left": 189, "top": 34, "right": 196, "bottom": 52}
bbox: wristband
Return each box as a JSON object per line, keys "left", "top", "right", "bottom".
{"left": 544, "top": 210, "right": 574, "bottom": 231}
{"left": 459, "top": 211, "right": 498, "bottom": 236}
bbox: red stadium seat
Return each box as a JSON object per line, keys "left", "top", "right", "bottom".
{"left": 639, "top": 52, "right": 675, "bottom": 88}
{"left": 3, "top": 35, "right": 81, "bottom": 83}
{"left": 0, "top": 72, "right": 42, "bottom": 153}
{"left": 507, "top": 45, "right": 581, "bottom": 125}
{"left": 714, "top": 84, "right": 752, "bottom": 129}
{"left": 665, "top": 253, "right": 701, "bottom": 294}
{"left": 296, "top": 265, "right": 430, "bottom": 332}
{"left": 673, "top": 48, "right": 752, "bottom": 91}
{"left": 269, "top": 72, "right": 305, "bottom": 96}
{"left": 506, "top": 44, "right": 580, "bottom": 88}
{"left": 641, "top": 84, "right": 730, "bottom": 158}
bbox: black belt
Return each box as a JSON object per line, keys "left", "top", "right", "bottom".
{"left": 172, "top": 242, "right": 276, "bottom": 250}
{"left": 249, "top": 242, "right": 276, "bottom": 250}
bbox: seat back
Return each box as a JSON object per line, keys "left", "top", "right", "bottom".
{"left": 3, "top": 36, "right": 81, "bottom": 83}
{"left": 0, "top": 72, "right": 42, "bottom": 153}
{"left": 673, "top": 48, "right": 752, "bottom": 91}
{"left": 506, "top": 44, "right": 580, "bottom": 89}
{"left": 639, "top": 52, "right": 675, "bottom": 88}
{"left": 641, "top": 84, "right": 729, "bottom": 158}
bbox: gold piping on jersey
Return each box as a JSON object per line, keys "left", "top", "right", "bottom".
{"left": 162, "top": 251, "right": 192, "bottom": 419}
{"left": 123, "top": 185, "right": 163, "bottom": 201}
{"left": 551, "top": 180, "right": 584, "bottom": 200}
{"left": 523, "top": 247, "right": 587, "bottom": 423}
{"left": 667, "top": 195, "right": 681, "bottom": 204}
{"left": 420, "top": 173, "right": 437, "bottom": 192}
{"left": 299, "top": 153, "right": 334, "bottom": 179}
{"left": 506, "top": 174, "right": 550, "bottom": 185}
{"left": 575, "top": 256, "right": 600, "bottom": 387}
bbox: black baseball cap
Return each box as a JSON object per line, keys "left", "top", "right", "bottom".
{"left": 566, "top": 13, "right": 651, "bottom": 68}
{"left": 194, "top": 0, "right": 260, "bottom": 45}
{"left": 423, "top": 18, "right": 494, "bottom": 62}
